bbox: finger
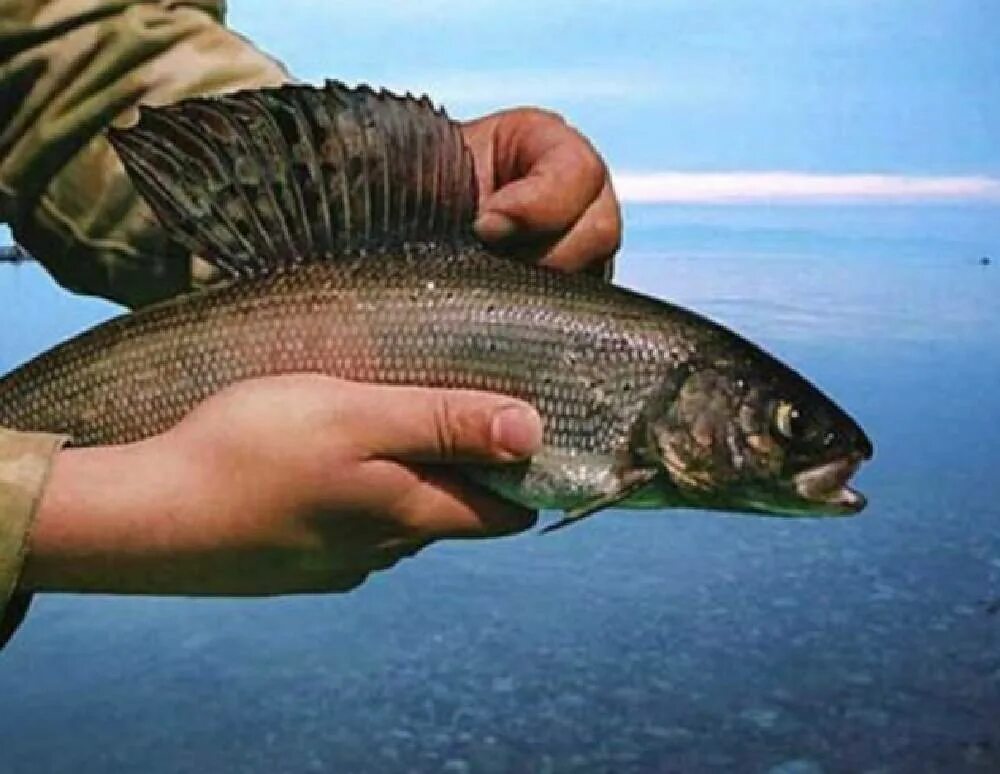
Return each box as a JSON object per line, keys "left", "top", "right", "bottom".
{"left": 398, "top": 466, "right": 539, "bottom": 539}
{"left": 474, "top": 134, "right": 606, "bottom": 240}
{"left": 336, "top": 383, "right": 543, "bottom": 463}
{"left": 344, "top": 538, "right": 429, "bottom": 575}
{"left": 539, "top": 178, "right": 622, "bottom": 274}
{"left": 360, "top": 459, "right": 539, "bottom": 540}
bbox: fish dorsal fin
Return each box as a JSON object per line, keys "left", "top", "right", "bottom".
{"left": 107, "top": 81, "right": 479, "bottom": 279}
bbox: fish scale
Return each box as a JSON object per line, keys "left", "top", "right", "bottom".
{"left": 0, "top": 252, "right": 683, "bottom": 509}
{"left": 0, "top": 253, "right": 673, "bottom": 442}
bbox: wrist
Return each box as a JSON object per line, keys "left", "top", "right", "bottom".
{"left": 19, "top": 429, "right": 329, "bottom": 596}
{"left": 21, "top": 439, "right": 192, "bottom": 593}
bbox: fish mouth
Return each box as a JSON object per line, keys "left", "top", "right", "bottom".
{"left": 793, "top": 454, "right": 867, "bottom": 514}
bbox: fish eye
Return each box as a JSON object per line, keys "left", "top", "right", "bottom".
{"left": 773, "top": 401, "right": 799, "bottom": 439}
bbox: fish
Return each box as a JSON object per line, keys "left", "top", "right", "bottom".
{"left": 0, "top": 81, "right": 873, "bottom": 531}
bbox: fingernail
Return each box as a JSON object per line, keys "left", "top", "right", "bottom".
{"left": 475, "top": 211, "right": 518, "bottom": 242}
{"left": 491, "top": 405, "right": 543, "bottom": 459}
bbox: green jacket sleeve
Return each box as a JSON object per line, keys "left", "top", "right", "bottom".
{"left": 0, "top": 0, "right": 292, "bottom": 648}
{"left": 0, "top": 429, "right": 66, "bottom": 648}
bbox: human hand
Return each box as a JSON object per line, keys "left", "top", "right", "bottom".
{"left": 23, "top": 376, "right": 542, "bottom": 596}
{"left": 462, "top": 108, "right": 621, "bottom": 276}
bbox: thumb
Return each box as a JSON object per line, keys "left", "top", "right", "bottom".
{"left": 338, "top": 383, "right": 543, "bottom": 463}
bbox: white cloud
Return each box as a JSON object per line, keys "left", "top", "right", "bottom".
{"left": 612, "top": 172, "right": 1000, "bottom": 204}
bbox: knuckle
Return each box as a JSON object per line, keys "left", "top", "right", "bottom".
{"left": 318, "top": 402, "right": 358, "bottom": 458}
{"left": 371, "top": 537, "right": 429, "bottom": 570}
{"left": 579, "top": 151, "right": 609, "bottom": 193}
{"left": 518, "top": 106, "right": 566, "bottom": 126}
{"left": 592, "top": 211, "right": 623, "bottom": 250}
{"left": 577, "top": 142, "right": 604, "bottom": 175}
{"left": 431, "top": 394, "right": 460, "bottom": 458}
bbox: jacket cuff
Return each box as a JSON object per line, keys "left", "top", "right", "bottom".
{"left": 0, "top": 429, "right": 68, "bottom": 649}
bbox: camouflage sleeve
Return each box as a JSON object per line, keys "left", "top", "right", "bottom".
{"left": 0, "top": 0, "right": 292, "bottom": 310}
{"left": 0, "top": 429, "right": 66, "bottom": 649}
{"left": 0, "top": 1, "right": 293, "bottom": 647}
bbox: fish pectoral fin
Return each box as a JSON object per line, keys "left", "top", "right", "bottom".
{"left": 541, "top": 468, "right": 659, "bottom": 534}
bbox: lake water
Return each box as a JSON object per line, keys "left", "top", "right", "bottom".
{"left": 0, "top": 224, "right": 998, "bottom": 772}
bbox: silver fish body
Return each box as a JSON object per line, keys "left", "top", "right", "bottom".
{"left": 0, "top": 251, "right": 708, "bottom": 510}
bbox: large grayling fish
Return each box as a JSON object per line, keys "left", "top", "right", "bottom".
{"left": 0, "top": 82, "right": 872, "bottom": 530}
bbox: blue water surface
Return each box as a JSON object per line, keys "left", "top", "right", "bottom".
{"left": 0, "top": 225, "right": 998, "bottom": 773}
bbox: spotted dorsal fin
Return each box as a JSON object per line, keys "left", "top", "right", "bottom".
{"left": 107, "top": 81, "right": 479, "bottom": 280}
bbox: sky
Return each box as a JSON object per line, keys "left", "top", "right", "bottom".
{"left": 227, "top": 0, "right": 1000, "bottom": 204}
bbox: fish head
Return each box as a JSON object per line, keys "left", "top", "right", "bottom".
{"left": 641, "top": 353, "right": 873, "bottom": 517}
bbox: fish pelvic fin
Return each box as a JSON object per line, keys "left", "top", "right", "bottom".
{"left": 107, "top": 82, "right": 479, "bottom": 281}
{"left": 541, "top": 468, "right": 659, "bottom": 534}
